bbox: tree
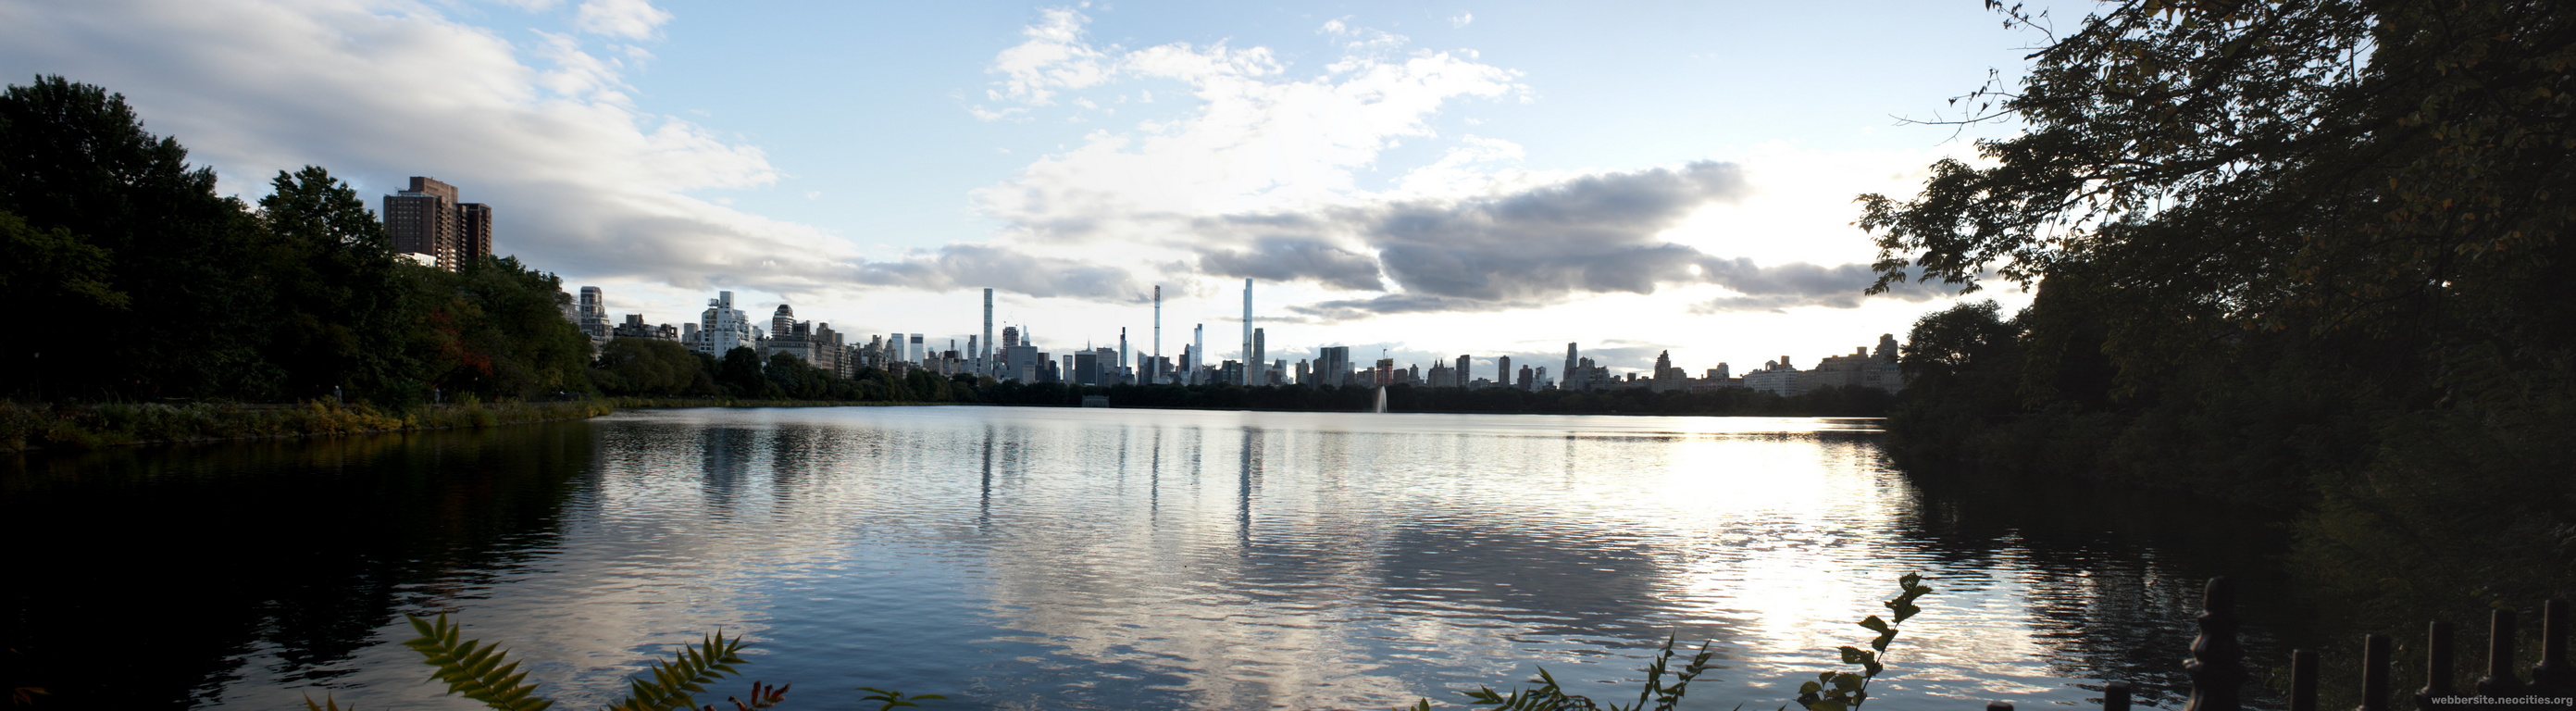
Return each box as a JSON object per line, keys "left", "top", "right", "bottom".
{"left": 716, "top": 347, "right": 768, "bottom": 398}
{"left": 593, "top": 337, "right": 713, "bottom": 396}
{"left": 1858, "top": 1, "right": 2576, "bottom": 626}
{"left": 0, "top": 75, "right": 273, "bottom": 399}
{"left": 1860, "top": 1, "right": 2574, "bottom": 381}
{"left": 256, "top": 166, "right": 416, "bottom": 402}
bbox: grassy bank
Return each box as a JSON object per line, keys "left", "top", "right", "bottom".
{"left": 0, "top": 399, "right": 615, "bottom": 453}
{"left": 600, "top": 396, "right": 946, "bottom": 409}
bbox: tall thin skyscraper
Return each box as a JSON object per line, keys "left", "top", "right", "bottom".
{"left": 1118, "top": 328, "right": 1129, "bottom": 384}
{"left": 1498, "top": 356, "right": 1512, "bottom": 386}
{"left": 1240, "top": 279, "right": 1254, "bottom": 386}
{"left": 1251, "top": 328, "right": 1265, "bottom": 385}
{"left": 1192, "top": 323, "right": 1204, "bottom": 383}
{"left": 1151, "top": 285, "right": 1163, "bottom": 385}
{"left": 1457, "top": 355, "right": 1471, "bottom": 385}
{"left": 1564, "top": 343, "right": 1577, "bottom": 386}
{"left": 982, "top": 288, "right": 995, "bottom": 375}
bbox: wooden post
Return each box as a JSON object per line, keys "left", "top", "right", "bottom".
{"left": 2417, "top": 620, "right": 2455, "bottom": 711}
{"left": 2292, "top": 649, "right": 2319, "bottom": 711}
{"left": 2534, "top": 600, "right": 2573, "bottom": 696}
{"left": 2106, "top": 680, "right": 2134, "bottom": 711}
{"left": 2185, "top": 578, "right": 2245, "bottom": 711}
{"left": 2358, "top": 634, "right": 2390, "bottom": 711}
{"left": 2478, "top": 609, "right": 2524, "bottom": 698}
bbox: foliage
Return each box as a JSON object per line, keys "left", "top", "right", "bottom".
{"left": 0, "top": 399, "right": 609, "bottom": 453}
{"left": 1402, "top": 574, "right": 1931, "bottom": 711}
{"left": 1861, "top": 0, "right": 2576, "bottom": 629}
{"left": 402, "top": 615, "right": 552, "bottom": 711}
{"left": 591, "top": 338, "right": 718, "bottom": 396}
{"left": 601, "top": 630, "right": 747, "bottom": 711}
{"left": 1794, "top": 573, "right": 1932, "bottom": 711}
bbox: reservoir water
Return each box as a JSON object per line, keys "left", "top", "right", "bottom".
{"left": 0, "top": 405, "right": 2311, "bottom": 710}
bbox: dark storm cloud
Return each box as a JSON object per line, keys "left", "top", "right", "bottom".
{"left": 1196, "top": 236, "right": 1387, "bottom": 291}
{"left": 852, "top": 243, "right": 1144, "bottom": 301}
{"left": 1286, "top": 293, "right": 1541, "bottom": 321}
{"left": 1176, "top": 161, "right": 1935, "bottom": 316}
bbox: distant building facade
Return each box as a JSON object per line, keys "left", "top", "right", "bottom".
{"left": 382, "top": 177, "right": 492, "bottom": 270}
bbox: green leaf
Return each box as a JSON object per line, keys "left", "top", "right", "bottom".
{"left": 1837, "top": 646, "right": 1874, "bottom": 666}
{"left": 1833, "top": 673, "right": 1867, "bottom": 692}
{"left": 400, "top": 614, "right": 554, "bottom": 711}
{"left": 1886, "top": 601, "right": 1923, "bottom": 624}
{"left": 1857, "top": 616, "right": 1890, "bottom": 634}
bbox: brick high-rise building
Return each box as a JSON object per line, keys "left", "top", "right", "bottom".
{"left": 456, "top": 202, "right": 492, "bottom": 263}
{"left": 383, "top": 177, "right": 492, "bottom": 270}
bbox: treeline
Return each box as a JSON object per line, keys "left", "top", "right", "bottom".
{"left": 1, "top": 77, "right": 588, "bottom": 406}
{"left": 1100, "top": 380, "right": 1890, "bottom": 416}
{"left": 1865, "top": 2, "right": 2572, "bottom": 629}
{"left": 592, "top": 337, "right": 1893, "bottom": 416}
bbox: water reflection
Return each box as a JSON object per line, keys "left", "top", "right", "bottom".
{"left": 1, "top": 407, "right": 2311, "bottom": 710}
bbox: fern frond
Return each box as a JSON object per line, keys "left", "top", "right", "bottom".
{"left": 303, "top": 692, "right": 355, "bottom": 711}
{"left": 401, "top": 614, "right": 554, "bottom": 711}
{"left": 605, "top": 630, "right": 751, "bottom": 711}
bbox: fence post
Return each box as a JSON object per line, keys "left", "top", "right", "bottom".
{"left": 2358, "top": 633, "right": 2390, "bottom": 711}
{"left": 2478, "top": 609, "right": 2524, "bottom": 698}
{"left": 2106, "top": 680, "right": 2133, "bottom": 711}
{"left": 2416, "top": 620, "right": 2455, "bottom": 711}
{"left": 2184, "top": 577, "right": 2244, "bottom": 711}
{"left": 2534, "top": 599, "right": 2572, "bottom": 696}
{"left": 2292, "top": 649, "right": 2318, "bottom": 711}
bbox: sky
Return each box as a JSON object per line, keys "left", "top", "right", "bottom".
{"left": 0, "top": 0, "right": 2071, "bottom": 378}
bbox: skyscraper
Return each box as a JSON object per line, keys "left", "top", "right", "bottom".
{"left": 1317, "top": 346, "right": 1351, "bottom": 387}
{"left": 1251, "top": 328, "right": 1265, "bottom": 385}
{"left": 909, "top": 334, "right": 925, "bottom": 364}
{"left": 1192, "top": 324, "right": 1204, "bottom": 384}
{"left": 1497, "top": 356, "right": 1512, "bottom": 387}
{"left": 1240, "top": 279, "right": 1254, "bottom": 386}
{"left": 383, "top": 177, "right": 492, "bottom": 270}
{"left": 1563, "top": 343, "right": 1577, "bottom": 387}
{"left": 982, "top": 288, "right": 995, "bottom": 375}
{"left": 455, "top": 202, "right": 492, "bottom": 264}
{"left": 1457, "top": 355, "right": 1471, "bottom": 386}
{"left": 1151, "top": 286, "right": 1163, "bottom": 385}
{"left": 771, "top": 304, "right": 795, "bottom": 341}
{"left": 696, "top": 291, "right": 751, "bottom": 356}
{"left": 577, "top": 287, "right": 609, "bottom": 340}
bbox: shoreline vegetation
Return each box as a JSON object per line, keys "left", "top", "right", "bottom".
{"left": 1, "top": 384, "right": 1890, "bottom": 454}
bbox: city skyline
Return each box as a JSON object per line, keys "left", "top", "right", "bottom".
{"left": 2, "top": 0, "right": 2071, "bottom": 373}
{"left": 572, "top": 278, "right": 1901, "bottom": 391}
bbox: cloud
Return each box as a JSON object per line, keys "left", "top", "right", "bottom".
{"left": 1288, "top": 293, "right": 1540, "bottom": 321}
{"left": 850, "top": 244, "right": 1144, "bottom": 301}
{"left": 1194, "top": 235, "right": 1385, "bottom": 291}
{"left": 970, "top": 7, "right": 1524, "bottom": 231}
{"left": 959, "top": 10, "right": 1923, "bottom": 318}
{"left": 574, "top": 0, "right": 671, "bottom": 40}
{"left": 0, "top": 0, "right": 904, "bottom": 302}
{"left": 1201, "top": 162, "right": 1937, "bottom": 316}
